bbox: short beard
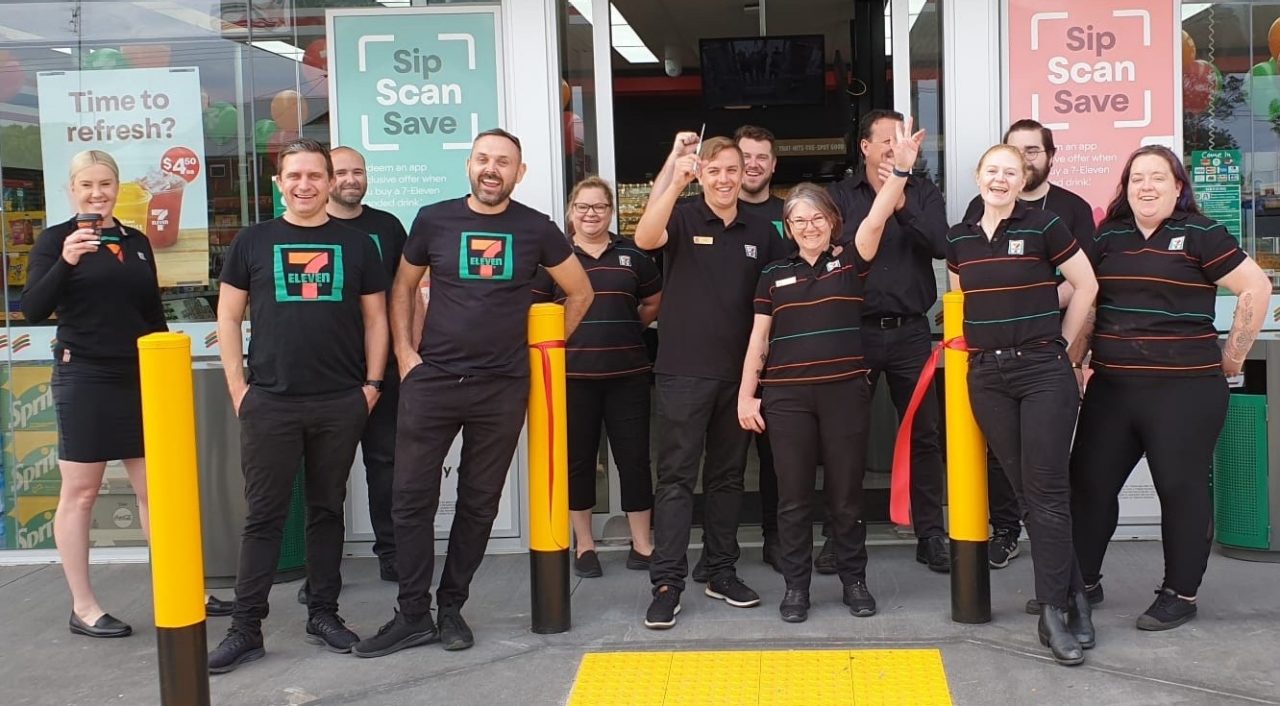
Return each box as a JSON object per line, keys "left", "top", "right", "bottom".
{"left": 331, "top": 189, "right": 364, "bottom": 207}
{"left": 1024, "top": 164, "right": 1049, "bottom": 192}
{"left": 740, "top": 178, "right": 770, "bottom": 197}
{"left": 472, "top": 183, "right": 514, "bottom": 206}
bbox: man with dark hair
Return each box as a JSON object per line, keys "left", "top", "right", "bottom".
{"left": 635, "top": 132, "right": 792, "bottom": 630}
{"left": 827, "top": 109, "right": 951, "bottom": 581}
{"left": 962, "top": 119, "right": 1096, "bottom": 576}
{"left": 209, "top": 138, "right": 390, "bottom": 673}
{"left": 352, "top": 128, "right": 593, "bottom": 657}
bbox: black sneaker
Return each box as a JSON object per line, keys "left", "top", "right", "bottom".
{"left": 916, "top": 536, "right": 951, "bottom": 574}
{"left": 705, "top": 575, "right": 761, "bottom": 608}
{"left": 988, "top": 528, "right": 1021, "bottom": 569}
{"left": 1026, "top": 582, "right": 1105, "bottom": 615}
{"left": 691, "top": 555, "right": 710, "bottom": 583}
{"left": 762, "top": 535, "right": 783, "bottom": 573}
{"left": 305, "top": 612, "right": 360, "bottom": 654}
{"left": 814, "top": 538, "right": 837, "bottom": 575}
{"left": 644, "top": 585, "right": 681, "bottom": 629}
{"left": 352, "top": 611, "right": 439, "bottom": 658}
{"left": 1136, "top": 587, "right": 1197, "bottom": 631}
{"left": 625, "top": 546, "right": 651, "bottom": 570}
{"left": 208, "top": 627, "right": 264, "bottom": 674}
{"left": 437, "top": 607, "right": 475, "bottom": 651}
{"left": 843, "top": 581, "right": 877, "bottom": 617}
{"left": 574, "top": 550, "right": 603, "bottom": 578}
{"left": 779, "top": 589, "right": 810, "bottom": 623}
{"left": 378, "top": 557, "right": 399, "bottom": 582}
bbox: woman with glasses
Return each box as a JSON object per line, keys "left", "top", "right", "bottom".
{"left": 533, "top": 176, "right": 662, "bottom": 577}
{"left": 737, "top": 118, "right": 922, "bottom": 623}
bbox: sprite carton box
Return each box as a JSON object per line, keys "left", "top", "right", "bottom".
{"left": 4, "top": 431, "right": 60, "bottom": 496}
{"left": 5, "top": 495, "right": 58, "bottom": 549}
{"left": 1, "top": 364, "right": 57, "bottom": 432}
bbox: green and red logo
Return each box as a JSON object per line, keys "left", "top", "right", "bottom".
{"left": 459, "top": 232, "right": 513, "bottom": 280}
{"left": 203, "top": 331, "right": 219, "bottom": 349}
{"left": 273, "top": 244, "right": 345, "bottom": 302}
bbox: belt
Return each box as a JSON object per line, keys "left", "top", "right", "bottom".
{"left": 863, "top": 315, "right": 922, "bottom": 330}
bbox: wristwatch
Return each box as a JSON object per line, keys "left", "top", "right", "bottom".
{"left": 363, "top": 379, "right": 384, "bottom": 391}
{"left": 891, "top": 166, "right": 912, "bottom": 178}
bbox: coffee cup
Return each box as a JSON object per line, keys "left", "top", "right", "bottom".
{"left": 74, "top": 212, "right": 103, "bottom": 238}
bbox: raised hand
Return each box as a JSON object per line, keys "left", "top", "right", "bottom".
{"left": 893, "top": 116, "right": 926, "bottom": 174}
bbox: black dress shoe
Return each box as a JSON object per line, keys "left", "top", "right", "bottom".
{"left": 69, "top": 612, "right": 132, "bottom": 638}
{"left": 915, "top": 536, "right": 951, "bottom": 574}
{"left": 779, "top": 589, "right": 810, "bottom": 623}
{"left": 378, "top": 557, "right": 399, "bottom": 582}
{"left": 205, "top": 595, "right": 234, "bottom": 618}
{"left": 813, "top": 538, "right": 837, "bottom": 575}
{"left": 1068, "top": 590, "right": 1095, "bottom": 649}
{"left": 1037, "top": 605, "right": 1084, "bottom": 666}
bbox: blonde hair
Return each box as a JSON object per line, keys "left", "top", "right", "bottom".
{"left": 975, "top": 144, "right": 1030, "bottom": 180}
{"left": 782, "top": 183, "right": 841, "bottom": 241}
{"left": 568, "top": 175, "right": 614, "bottom": 211}
{"left": 699, "top": 136, "right": 742, "bottom": 164}
{"left": 68, "top": 149, "right": 120, "bottom": 183}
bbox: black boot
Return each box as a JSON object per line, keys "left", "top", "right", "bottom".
{"left": 1037, "top": 605, "right": 1084, "bottom": 666}
{"left": 1068, "top": 590, "right": 1095, "bottom": 649}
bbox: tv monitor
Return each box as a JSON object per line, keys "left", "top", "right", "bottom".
{"left": 699, "top": 34, "right": 826, "bottom": 108}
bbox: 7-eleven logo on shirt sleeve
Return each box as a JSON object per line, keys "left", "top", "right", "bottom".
{"left": 459, "top": 232, "right": 514, "bottom": 280}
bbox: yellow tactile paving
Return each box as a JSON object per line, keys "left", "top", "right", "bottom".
{"left": 567, "top": 648, "right": 953, "bottom": 706}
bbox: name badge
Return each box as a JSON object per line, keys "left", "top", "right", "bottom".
{"left": 694, "top": 236, "right": 715, "bottom": 245}
{"left": 1169, "top": 236, "right": 1185, "bottom": 251}
{"left": 744, "top": 244, "right": 758, "bottom": 259}
{"left": 1008, "top": 240, "right": 1025, "bottom": 255}
{"left": 826, "top": 259, "right": 841, "bottom": 272}
{"left": 618, "top": 254, "right": 631, "bottom": 267}
{"left": 775, "top": 276, "right": 797, "bottom": 287}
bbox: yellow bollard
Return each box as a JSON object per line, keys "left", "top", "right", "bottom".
{"left": 943, "top": 291, "right": 991, "bottom": 624}
{"left": 138, "top": 333, "right": 210, "bottom": 704}
{"left": 528, "top": 303, "right": 570, "bottom": 634}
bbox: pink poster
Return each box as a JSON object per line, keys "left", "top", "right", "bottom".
{"left": 1007, "top": 1, "right": 1179, "bottom": 222}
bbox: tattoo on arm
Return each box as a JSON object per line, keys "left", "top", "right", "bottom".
{"left": 1225, "top": 291, "right": 1258, "bottom": 363}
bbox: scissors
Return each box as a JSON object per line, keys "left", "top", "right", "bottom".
{"left": 693, "top": 122, "right": 705, "bottom": 174}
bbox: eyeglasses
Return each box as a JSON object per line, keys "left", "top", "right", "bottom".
{"left": 1019, "top": 147, "right": 1046, "bottom": 159}
{"left": 786, "top": 214, "right": 828, "bottom": 230}
{"left": 571, "top": 202, "right": 611, "bottom": 215}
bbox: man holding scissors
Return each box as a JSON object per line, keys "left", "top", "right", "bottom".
{"left": 634, "top": 131, "right": 792, "bottom": 629}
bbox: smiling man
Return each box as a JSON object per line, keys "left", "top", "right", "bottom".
{"left": 210, "top": 139, "right": 389, "bottom": 674}
{"left": 353, "top": 128, "right": 592, "bottom": 658}
{"left": 634, "top": 133, "right": 793, "bottom": 630}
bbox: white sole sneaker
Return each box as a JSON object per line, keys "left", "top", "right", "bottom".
{"left": 989, "top": 542, "right": 1021, "bottom": 569}
{"left": 704, "top": 587, "right": 761, "bottom": 608}
{"left": 643, "top": 604, "right": 681, "bottom": 629}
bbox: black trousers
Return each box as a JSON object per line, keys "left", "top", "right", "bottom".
{"left": 862, "top": 317, "right": 946, "bottom": 538}
{"left": 566, "top": 374, "right": 654, "bottom": 512}
{"left": 649, "top": 374, "right": 751, "bottom": 591}
{"left": 361, "top": 360, "right": 400, "bottom": 561}
{"left": 968, "top": 342, "right": 1083, "bottom": 609}
{"left": 988, "top": 448, "right": 1022, "bottom": 535}
{"left": 755, "top": 431, "right": 779, "bottom": 536}
{"left": 764, "top": 377, "right": 872, "bottom": 590}
{"left": 1070, "top": 374, "right": 1227, "bottom": 597}
{"left": 232, "top": 387, "right": 368, "bottom": 628}
{"left": 393, "top": 368, "right": 527, "bottom": 616}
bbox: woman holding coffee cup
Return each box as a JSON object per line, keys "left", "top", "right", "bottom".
{"left": 21, "top": 150, "right": 175, "bottom": 637}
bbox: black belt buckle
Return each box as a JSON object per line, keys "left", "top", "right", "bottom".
{"left": 877, "top": 316, "right": 903, "bottom": 329}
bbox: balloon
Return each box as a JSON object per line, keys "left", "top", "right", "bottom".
{"left": 204, "top": 101, "right": 240, "bottom": 144}
{"left": 303, "top": 38, "right": 327, "bottom": 71}
{"left": 1183, "top": 59, "right": 1219, "bottom": 115}
{"left": 84, "top": 48, "right": 127, "bottom": 70}
{"left": 121, "top": 44, "right": 170, "bottom": 69}
{"left": 560, "top": 78, "right": 571, "bottom": 109}
{"left": 270, "top": 89, "right": 308, "bottom": 131}
{"left": 254, "top": 118, "right": 278, "bottom": 150}
{"left": 1270, "top": 18, "right": 1280, "bottom": 61}
{"left": 1182, "top": 30, "right": 1196, "bottom": 66}
{"left": 0, "top": 50, "right": 25, "bottom": 103}
{"left": 1250, "top": 60, "right": 1280, "bottom": 120}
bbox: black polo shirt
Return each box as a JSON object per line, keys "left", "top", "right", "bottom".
{"left": 656, "top": 198, "right": 794, "bottom": 381}
{"left": 1090, "top": 211, "right": 1245, "bottom": 377}
{"left": 330, "top": 205, "right": 408, "bottom": 280}
{"left": 753, "top": 248, "right": 872, "bottom": 385}
{"left": 946, "top": 201, "right": 1079, "bottom": 350}
{"left": 739, "top": 196, "right": 786, "bottom": 239}
{"left": 964, "top": 183, "right": 1097, "bottom": 262}
{"left": 827, "top": 172, "right": 948, "bottom": 318}
{"left": 532, "top": 235, "right": 661, "bottom": 379}
{"left": 404, "top": 197, "right": 574, "bottom": 377}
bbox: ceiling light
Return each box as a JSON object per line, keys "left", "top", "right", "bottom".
{"left": 567, "top": 0, "right": 658, "bottom": 64}
{"left": 251, "top": 40, "right": 302, "bottom": 62}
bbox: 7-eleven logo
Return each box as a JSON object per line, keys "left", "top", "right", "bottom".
{"left": 459, "top": 232, "right": 513, "bottom": 281}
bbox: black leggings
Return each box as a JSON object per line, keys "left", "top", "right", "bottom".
{"left": 1070, "top": 373, "right": 1228, "bottom": 597}
{"left": 566, "top": 375, "right": 654, "bottom": 512}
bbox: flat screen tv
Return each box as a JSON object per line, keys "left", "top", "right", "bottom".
{"left": 699, "top": 34, "right": 825, "bottom": 108}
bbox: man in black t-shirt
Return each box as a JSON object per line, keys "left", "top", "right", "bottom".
{"left": 209, "top": 139, "right": 389, "bottom": 674}
{"left": 635, "top": 134, "right": 792, "bottom": 630}
{"left": 353, "top": 129, "right": 592, "bottom": 658}
{"left": 328, "top": 146, "right": 408, "bottom": 583}
{"left": 960, "top": 119, "right": 1096, "bottom": 573}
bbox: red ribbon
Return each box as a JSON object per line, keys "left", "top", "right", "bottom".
{"left": 889, "top": 336, "right": 969, "bottom": 527}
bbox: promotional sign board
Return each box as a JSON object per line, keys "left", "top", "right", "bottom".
{"left": 1191, "top": 149, "right": 1244, "bottom": 243}
{"left": 327, "top": 6, "right": 505, "bottom": 227}
{"left": 37, "top": 67, "right": 210, "bottom": 286}
{"left": 1006, "top": 1, "right": 1180, "bottom": 220}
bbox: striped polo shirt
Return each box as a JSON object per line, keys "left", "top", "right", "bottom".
{"left": 753, "top": 247, "right": 872, "bottom": 385}
{"left": 1090, "top": 211, "right": 1245, "bottom": 377}
{"left": 946, "top": 201, "right": 1080, "bottom": 350}
{"left": 532, "top": 234, "right": 662, "bottom": 379}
